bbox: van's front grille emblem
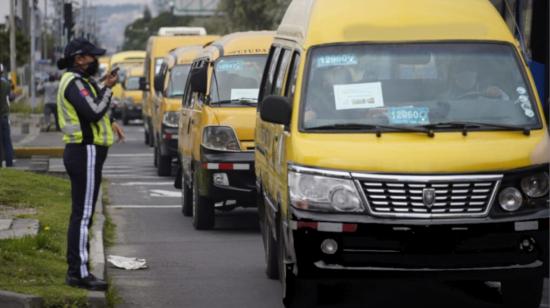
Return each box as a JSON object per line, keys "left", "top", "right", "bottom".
{"left": 422, "top": 188, "right": 436, "bottom": 208}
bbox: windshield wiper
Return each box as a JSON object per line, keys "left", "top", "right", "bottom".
{"left": 213, "top": 99, "right": 258, "bottom": 107}
{"left": 307, "top": 123, "right": 435, "bottom": 137}
{"left": 419, "top": 121, "right": 531, "bottom": 136}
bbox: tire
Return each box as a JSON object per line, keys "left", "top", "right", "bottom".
{"left": 502, "top": 277, "right": 543, "bottom": 308}
{"left": 263, "top": 192, "right": 279, "bottom": 279}
{"left": 154, "top": 146, "right": 158, "bottom": 167}
{"left": 144, "top": 128, "right": 149, "bottom": 145}
{"left": 279, "top": 220, "right": 317, "bottom": 308}
{"left": 122, "top": 110, "right": 129, "bottom": 125}
{"left": 192, "top": 172, "right": 215, "bottom": 230}
{"left": 157, "top": 151, "right": 172, "bottom": 176}
{"left": 181, "top": 172, "right": 192, "bottom": 217}
{"left": 148, "top": 129, "right": 154, "bottom": 147}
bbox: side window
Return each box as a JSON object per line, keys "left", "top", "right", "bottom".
{"left": 285, "top": 52, "right": 301, "bottom": 100}
{"left": 260, "top": 47, "right": 282, "bottom": 100}
{"left": 273, "top": 49, "right": 292, "bottom": 96}
{"left": 183, "top": 81, "right": 193, "bottom": 108}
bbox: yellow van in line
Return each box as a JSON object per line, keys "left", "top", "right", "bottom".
{"left": 255, "top": 0, "right": 550, "bottom": 307}
{"left": 152, "top": 46, "right": 203, "bottom": 176}
{"left": 109, "top": 51, "right": 146, "bottom": 119}
{"left": 141, "top": 35, "right": 220, "bottom": 147}
{"left": 120, "top": 66, "right": 145, "bottom": 125}
{"left": 178, "top": 31, "right": 274, "bottom": 229}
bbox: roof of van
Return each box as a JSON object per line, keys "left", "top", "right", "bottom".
{"left": 200, "top": 31, "right": 275, "bottom": 60}
{"left": 278, "top": 0, "right": 515, "bottom": 47}
{"left": 147, "top": 35, "right": 220, "bottom": 58}
{"left": 166, "top": 46, "right": 204, "bottom": 67}
{"left": 110, "top": 51, "right": 146, "bottom": 65}
{"left": 127, "top": 66, "right": 144, "bottom": 77}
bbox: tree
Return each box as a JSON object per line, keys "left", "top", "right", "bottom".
{"left": 0, "top": 30, "right": 30, "bottom": 71}
{"left": 215, "top": 0, "right": 291, "bottom": 33}
{"left": 122, "top": 9, "right": 193, "bottom": 50}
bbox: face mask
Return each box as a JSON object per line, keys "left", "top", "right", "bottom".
{"left": 84, "top": 58, "right": 99, "bottom": 76}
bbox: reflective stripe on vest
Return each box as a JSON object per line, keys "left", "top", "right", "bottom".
{"left": 57, "top": 72, "right": 114, "bottom": 146}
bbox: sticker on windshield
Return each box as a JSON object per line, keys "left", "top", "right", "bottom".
{"left": 516, "top": 87, "right": 527, "bottom": 95}
{"left": 231, "top": 88, "right": 259, "bottom": 101}
{"left": 316, "top": 54, "right": 357, "bottom": 68}
{"left": 217, "top": 61, "right": 243, "bottom": 72}
{"left": 333, "top": 82, "right": 384, "bottom": 110}
{"left": 388, "top": 106, "right": 430, "bottom": 125}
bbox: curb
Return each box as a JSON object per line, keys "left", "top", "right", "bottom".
{"left": 0, "top": 290, "right": 43, "bottom": 308}
{"left": 14, "top": 147, "right": 65, "bottom": 159}
{"left": 89, "top": 187, "right": 107, "bottom": 307}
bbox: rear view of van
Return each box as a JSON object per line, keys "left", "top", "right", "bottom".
{"left": 255, "top": 0, "right": 550, "bottom": 307}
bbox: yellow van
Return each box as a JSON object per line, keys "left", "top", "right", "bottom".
{"left": 120, "top": 66, "right": 145, "bottom": 125}
{"left": 152, "top": 46, "right": 203, "bottom": 176}
{"left": 109, "top": 51, "right": 146, "bottom": 119}
{"left": 255, "top": 0, "right": 550, "bottom": 307}
{"left": 141, "top": 35, "right": 219, "bottom": 147}
{"left": 179, "top": 31, "right": 274, "bottom": 229}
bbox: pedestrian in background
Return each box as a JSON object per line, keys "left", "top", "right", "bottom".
{"left": 57, "top": 38, "right": 124, "bottom": 291}
{"left": 0, "top": 64, "right": 14, "bottom": 168}
{"left": 43, "top": 74, "right": 60, "bottom": 131}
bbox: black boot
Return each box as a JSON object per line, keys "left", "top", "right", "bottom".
{"left": 66, "top": 274, "right": 108, "bottom": 291}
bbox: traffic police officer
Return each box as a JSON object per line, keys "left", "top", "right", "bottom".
{"left": 57, "top": 38, "right": 123, "bottom": 290}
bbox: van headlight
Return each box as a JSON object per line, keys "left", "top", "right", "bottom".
{"left": 520, "top": 173, "right": 549, "bottom": 198}
{"left": 288, "top": 171, "right": 363, "bottom": 212}
{"left": 202, "top": 126, "right": 240, "bottom": 151}
{"left": 499, "top": 187, "right": 524, "bottom": 212}
{"left": 163, "top": 112, "right": 180, "bottom": 128}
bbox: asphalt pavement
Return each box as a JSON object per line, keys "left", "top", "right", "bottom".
{"left": 104, "top": 122, "right": 549, "bottom": 308}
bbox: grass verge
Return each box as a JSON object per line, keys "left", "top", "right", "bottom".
{"left": 0, "top": 169, "right": 88, "bottom": 307}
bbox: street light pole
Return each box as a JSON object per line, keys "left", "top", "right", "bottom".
{"left": 30, "top": 0, "right": 36, "bottom": 112}
{"left": 9, "top": 0, "right": 16, "bottom": 84}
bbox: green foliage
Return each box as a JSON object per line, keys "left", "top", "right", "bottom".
{"left": 216, "top": 0, "right": 291, "bottom": 33}
{"left": 122, "top": 6, "right": 193, "bottom": 51}
{"left": 0, "top": 169, "right": 88, "bottom": 307}
{"left": 123, "top": 1, "right": 291, "bottom": 49}
{"left": 0, "top": 30, "right": 31, "bottom": 70}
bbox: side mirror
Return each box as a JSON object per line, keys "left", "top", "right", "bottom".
{"left": 190, "top": 65, "right": 207, "bottom": 94}
{"left": 139, "top": 77, "right": 149, "bottom": 91}
{"left": 259, "top": 95, "right": 292, "bottom": 126}
{"left": 154, "top": 74, "right": 164, "bottom": 93}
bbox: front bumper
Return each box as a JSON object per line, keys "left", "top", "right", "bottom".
{"left": 196, "top": 146, "right": 256, "bottom": 205}
{"left": 123, "top": 104, "right": 142, "bottom": 119}
{"left": 287, "top": 209, "right": 549, "bottom": 281}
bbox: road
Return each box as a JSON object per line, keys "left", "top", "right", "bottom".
{"left": 105, "top": 123, "right": 549, "bottom": 308}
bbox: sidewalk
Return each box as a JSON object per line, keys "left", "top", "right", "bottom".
{"left": 9, "top": 113, "right": 65, "bottom": 160}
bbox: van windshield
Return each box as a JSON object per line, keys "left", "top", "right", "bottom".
{"left": 125, "top": 77, "right": 140, "bottom": 91}
{"left": 167, "top": 65, "right": 191, "bottom": 97}
{"left": 302, "top": 43, "right": 540, "bottom": 132}
{"left": 210, "top": 55, "right": 267, "bottom": 105}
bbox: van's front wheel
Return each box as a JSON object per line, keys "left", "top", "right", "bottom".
{"left": 192, "top": 172, "right": 215, "bottom": 230}
{"left": 181, "top": 172, "right": 192, "bottom": 217}
{"left": 502, "top": 277, "right": 543, "bottom": 308}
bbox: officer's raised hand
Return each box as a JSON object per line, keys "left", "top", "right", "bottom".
{"left": 104, "top": 69, "right": 119, "bottom": 88}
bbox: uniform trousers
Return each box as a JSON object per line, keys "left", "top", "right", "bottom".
{"left": 63, "top": 143, "right": 108, "bottom": 278}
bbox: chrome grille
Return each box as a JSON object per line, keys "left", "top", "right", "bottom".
{"left": 353, "top": 174, "right": 502, "bottom": 218}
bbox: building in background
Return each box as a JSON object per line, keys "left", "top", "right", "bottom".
{"left": 154, "top": 0, "right": 219, "bottom": 16}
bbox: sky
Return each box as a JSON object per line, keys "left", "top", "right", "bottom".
{"left": 0, "top": 0, "right": 153, "bottom": 22}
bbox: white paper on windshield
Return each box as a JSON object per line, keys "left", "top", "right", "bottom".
{"left": 231, "top": 88, "right": 259, "bottom": 100}
{"left": 333, "top": 82, "right": 384, "bottom": 110}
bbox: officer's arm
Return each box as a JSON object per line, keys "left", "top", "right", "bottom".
{"left": 64, "top": 79, "right": 112, "bottom": 122}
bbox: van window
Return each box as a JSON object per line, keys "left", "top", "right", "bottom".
{"left": 261, "top": 47, "right": 282, "bottom": 99}
{"left": 302, "top": 43, "right": 541, "bottom": 131}
{"left": 273, "top": 49, "right": 292, "bottom": 96}
{"left": 285, "top": 52, "right": 301, "bottom": 99}
{"left": 167, "top": 65, "right": 191, "bottom": 97}
{"left": 125, "top": 77, "right": 141, "bottom": 91}
{"left": 210, "top": 55, "right": 268, "bottom": 105}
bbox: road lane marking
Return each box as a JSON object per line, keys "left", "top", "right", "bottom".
{"left": 149, "top": 190, "right": 182, "bottom": 198}
{"left": 109, "top": 205, "right": 180, "bottom": 209}
{"left": 106, "top": 175, "right": 162, "bottom": 179}
{"left": 108, "top": 153, "right": 154, "bottom": 157}
{"left": 114, "top": 182, "right": 173, "bottom": 186}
